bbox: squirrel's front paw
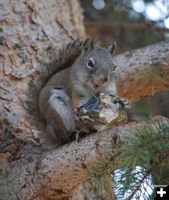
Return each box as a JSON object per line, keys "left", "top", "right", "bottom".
{"left": 112, "top": 96, "right": 131, "bottom": 109}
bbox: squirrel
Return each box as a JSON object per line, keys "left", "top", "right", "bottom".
{"left": 39, "top": 38, "right": 117, "bottom": 146}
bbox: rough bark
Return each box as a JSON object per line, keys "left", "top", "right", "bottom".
{"left": 1, "top": 0, "right": 169, "bottom": 200}
{"left": 4, "top": 117, "right": 167, "bottom": 200}
{"left": 116, "top": 41, "right": 169, "bottom": 101}
{"left": 0, "top": 0, "right": 85, "bottom": 199}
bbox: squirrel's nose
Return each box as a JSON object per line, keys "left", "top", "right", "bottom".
{"left": 94, "top": 74, "right": 108, "bottom": 88}
{"left": 92, "top": 78, "right": 107, "bottom": 89}
{"left": 100, "top": 76, "right": 108, "bottom": 83}
{"left": 103, "top": 77, "right": 108, "bottom": 82}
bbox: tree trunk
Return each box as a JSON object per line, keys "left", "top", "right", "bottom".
{"left": 0, "top": 0, "right": 85, "bottom": 199}
{"left": 1, "top": 0, "right": 169, "bottom": 200}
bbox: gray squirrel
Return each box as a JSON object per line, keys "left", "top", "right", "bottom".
{"left": 39, "top": 38, "right": 117, "bottom": 145}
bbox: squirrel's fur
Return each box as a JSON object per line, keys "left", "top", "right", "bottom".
{"left": 39, "top": 38, "right": 117, "bottom": 146}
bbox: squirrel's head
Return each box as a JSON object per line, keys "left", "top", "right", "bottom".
{"left": 75, "top": 38, "right": 117, "bottom": 93}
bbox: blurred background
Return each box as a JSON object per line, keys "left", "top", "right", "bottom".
{"left": 80, "top": 0, "right": 169, "bottom": 53}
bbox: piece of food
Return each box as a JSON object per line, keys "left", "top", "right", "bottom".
{"left": 76, "top": 93, "right": 129, "bottom": 131}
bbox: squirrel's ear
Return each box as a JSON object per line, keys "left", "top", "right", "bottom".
{"left": 82, "top": 37, "right": 95, "bottom": 54}
{"left": 108, "top": 42, "right": 117, "bottom": 56}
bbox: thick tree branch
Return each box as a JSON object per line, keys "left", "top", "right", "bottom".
{"left": 8, "top": 117, "right": 167, "bottom": 200}
{"left": 7, "top": 120, "right": 140, "bottom": 200}
{"left": 116, "top": 41, "right": 169, "bottom": 101}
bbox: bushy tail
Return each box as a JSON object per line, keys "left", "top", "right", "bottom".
{"left": 39, "top": 39, "right": 84, "bottom": 85}
{"left": 27, "top": 39, "right": 84, "bottom": 116}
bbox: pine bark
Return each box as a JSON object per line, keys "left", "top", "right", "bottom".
{"left": 116, "top": 41, "right": 169, "bottom": 101}
{"left": 0, "top": 0, "right": 85, "bottom": 199}
{"left": 0, "top": 0, "right": 169, "bottom": 200}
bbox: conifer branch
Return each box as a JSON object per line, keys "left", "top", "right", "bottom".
{"left": 86, "top": 120, "right": 169, "bottom": 199}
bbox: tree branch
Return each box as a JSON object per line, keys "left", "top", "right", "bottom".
{"left": 115, "top": 41, "right": 169, "bottom": 101}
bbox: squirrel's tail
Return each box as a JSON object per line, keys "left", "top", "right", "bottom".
{"left": 39, "top": 39, "right": 84, "bottom": 85}
{"left": 26, "top": 39, "right": 84, "bottom": 115}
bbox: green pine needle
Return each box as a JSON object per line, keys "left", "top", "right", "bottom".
{"left": 86, "top": 120, "right": 169, "bottom": 199}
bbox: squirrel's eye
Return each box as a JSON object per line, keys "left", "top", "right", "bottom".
{"left": 87, "top": 58, "right": 95, "bottom": 69}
